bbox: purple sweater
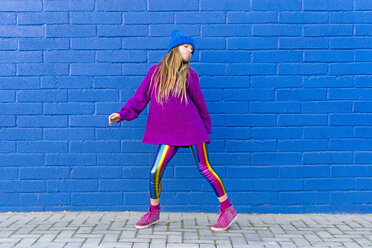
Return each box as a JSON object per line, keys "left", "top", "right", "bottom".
{"left": 116, "top": 64, "right": 212, "bottom": 147}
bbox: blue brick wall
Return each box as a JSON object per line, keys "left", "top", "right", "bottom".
{"left": 1, "top": 0, "right": 372, "bottom": 214}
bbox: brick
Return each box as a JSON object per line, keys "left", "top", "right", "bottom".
{"left": 0, "top": 141, "right": 16, "bottom": 153}
{"left": 224, "top": 89, "right": 273, "bottom": 100}
{"left": 0, "top": 51, "right": 42, "bottom": 63}
{"left": 303, "top": 76, "right": 353, "bottom": 87}
{"left": 280, "top": 165, "right": 330, "bottom": 178}
{"left": 125, "top": 12, "right": 173, "bottom": 24}
{"left": 0, "top": 168, "right": 17, "bottom": 179}
{"left": 97, "top": 153, "right": 149, "bottom": 166}
{"left": 304, "top": 127, "right": 353, "bottom": 138}
{"left": 44, "top": 103, "right": 94, "bottom": 114}
{"left": 330, "top": 113, "right": 372, "bottom": 125}
{"left": 356, "top": 0, "right": 372, "bottom": 10}
{"left": 330, "top": 12, "right": 372, "bottom": 23}
{"left": 70, "top": 64, "right": 121, "bottom": 76}
{"left": 69, "top": 141, "right": 120, "bottom": 153}
{"left": 44, "top": 128, "right": 94, "bottom": 140}
{"left": 0, "top": 154, "right": 44, "bottom": 166}
{"left": 279, "top": 12, "right": 328, "bottom": 23}
{"left": 17, "top": 90, "right": 67, "bottom": 102}
{"left": 20, "top": 193, "right": 70, "bottom": 205}
{"left": 253, "top": 24, "right": 302, "bottom": 36}
{"left": 278, "top": 139, "right": 328, "bottom": 152}
{"left": 304, "top": 50, "right": 354, "bottom": 62}
{"left": 0, "top": 0, "right": 41, "bottom": 11}
{"left": 18, "top": 141, "right": 67, "bottom": 153}
{"left": 177, "top": 12, "right": 224, "bottom": 24}
{"left": 99, "top": 179, "right": 146, "bottom": 192}
{"left": 18, "top": 64, "right": 68, "bottom": 76}
{"left": 18, "top": 12, "right": 68, "bottom": 24}
{"left": 201, "top": 0, "right": 250, "bottom": 10}
{"left": 46, "top": 25, "right": 96, "bottom": 38}
{"left": 17, "top": 116, "right": 68, "bottom": 127}
{"left": 73, "top": 191, "right": 124, "bottom": 204}
{"left": 253, "top": 179, "right": 303, "bottom": 191}
{"left": 329, "top": 139, "right": 372, "bottom": 151}
{"left": 71, "top": 167, "right": 121, "bottom": 179}
{"left": 280, "top": 192, "right": 329, "bottom": 204}
{"left": 45, "top": 51, "right": 94, "bottom": 63}
{"left": 225, "top": 114, "right": 276, "bottom": 127}
{"left": 98, "top": 25, "right": 147, "bottom": 37}
{"left": 96, "top": 0, "right": 146, "bottom": 11}
{"left": 226, "top": 63, "right": 276, "bottom": 75}
{"left": 19, "top": 38, "right": 69, "bottom": 50}
{"left": 228, "top": 37, "right": 277, "bottom": 49}
{"left": 227, "top": 166, "right": 277, "bottom": 178}
{"left": 0, "top": 26, "right": 43, "bottom": 37}
{"left": 230, "top": 192, "right": 279, "bottom": 204}
{"left": 0, "top": 64, "right": 15, "bottom": 76}
{"left": 0, "top": 39, "right": 17, "bottom": 50}
{"left": 96, "top": 51, "right": 146, "bottom": 63}
{"left": 302, "top": 102, "right": 352, "bottom": 113}
{"left": 71, "top": 38, "right": 121, "bottom": 50}
{"left": 0, "top": 181, "right": 45, "bottom": 193}
{"left": 251, "top": 101, "right": 301, "bottom": 113}
{"left": 44, "top": 0, "right": 94, "bottom": 11}
{"left": 276, "top": 89, "right": 327, "bottom": 101}
{"left": 330, "top": 38, "right": 372, "bottom": 48}
{"left": 304, "top": 0, "right": 353, "bottom": 10}
{"left": 0, "top": 90, "right": 14, "bottom": 102}
{"left": 253, "top": 51, "right": 302, "bottom": 62}
{"left": 47, "top": 180, "right": 98, "bottom": 192}
{"left": 279, "top": 63, "right": 328, "bottom": 75}
{"left": 252, "top": 152, "right": 301, "bottom": 165}
{"left": 46, "top": 154, "right": 96, "bottom": 166}
{"left": 278, "top": 114, "right": 328, "bottom": 126}
{"left": 252, "top": 0, "right": 301, "bottom": 10}
{"left": 304, "top": 25, "right": 353, "bottom": 37}
{"left": 70, "top": 12, "right": 121, "bottom": 24}
{"left": 203, "top": 24, "right": 251, "bottom": 37}
{"left": 305, "top": 179, "right": 354, "bottom": 190}
{"left": 303, "top": 152, "right": 353, "bottom": 164}
{"left": 280, "top": 37, "right": 328, "bottom": 48}
{"left": 0, "top": 128, "right": 42, "bottom": 141}
{"left": 0, "top": 13, "right": 17, "bottom": 25}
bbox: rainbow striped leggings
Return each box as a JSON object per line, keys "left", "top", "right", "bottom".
{"left": 149, "top": 142, "right": 226, "bottom": 199}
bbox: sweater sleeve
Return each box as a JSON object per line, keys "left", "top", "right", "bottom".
{"left": 116, "top": 65, "right": 155, "bottom": 122}
{"left": 189, "top": 70, "right": 212, "bottom": 134}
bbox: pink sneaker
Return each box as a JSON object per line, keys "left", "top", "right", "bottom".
{"left": 135, "top": 207, "right": 160, "bottom": 229}
{"left": 211, "top": 205, "right": 238, "bottom": 231}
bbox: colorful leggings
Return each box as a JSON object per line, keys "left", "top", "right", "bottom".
{"left": 149, "top": 142, "right": 226, "bottom": 199}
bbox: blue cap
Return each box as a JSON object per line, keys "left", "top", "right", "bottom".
{"left": 167, "top": 29, "right": 195, "bottom": 54}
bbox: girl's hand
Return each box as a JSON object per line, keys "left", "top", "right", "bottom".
{"left": 108, "top": 113, "right": 120, "bottom": 126}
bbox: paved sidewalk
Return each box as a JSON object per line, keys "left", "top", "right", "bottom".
{"left": 0, "top": 211, "right": 371, "bottom": 248}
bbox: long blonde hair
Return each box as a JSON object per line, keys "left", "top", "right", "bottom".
{"left": 148, "top": 46, "right": 191, "bottom": 107}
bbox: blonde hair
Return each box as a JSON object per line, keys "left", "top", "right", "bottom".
{"left": 148, "top": 46, "right": 191, "bottom": 107}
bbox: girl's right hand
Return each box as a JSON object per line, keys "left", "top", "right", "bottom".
{"left": 108, "top": 113, "right": 121, "bottom": 126}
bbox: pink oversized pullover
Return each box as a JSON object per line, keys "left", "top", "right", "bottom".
{"left": 116, "top": 64, "right": 212, "bottom": 147}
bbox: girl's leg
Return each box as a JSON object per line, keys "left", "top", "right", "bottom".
{"left": 189, "top": 142, "right": 227, "bottom": 199}
{"left": 135, "top": 144, "right": 179, "bottom": 229}
{"left": 149, "top": 144, "right": 179, "bottom": 204}
{"left": 189, "top": 142, "right": 237, "bottom": 231}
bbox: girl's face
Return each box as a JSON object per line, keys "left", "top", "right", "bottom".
{"left": 178, "top": 44, "right": 193, "bottom": 62}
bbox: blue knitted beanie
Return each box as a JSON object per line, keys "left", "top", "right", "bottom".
{"left": 167, "top": 29, "right": 195, "bottom": 54}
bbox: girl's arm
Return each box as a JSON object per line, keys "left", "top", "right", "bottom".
{"left": 189, "top": 70, "right": 212, "bottom": 134}
{"left": 116, "top": 65, "right": 156, "bottom": 122}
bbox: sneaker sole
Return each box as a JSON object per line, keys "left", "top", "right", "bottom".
{"left": 210, "top": 214, "right": 238, "bottom": 232}
{"left": 135, "top": 220, "right": 159, "bottom": 229}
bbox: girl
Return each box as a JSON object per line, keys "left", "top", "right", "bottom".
{"left": 108, "top": 29, "right": 237, "bottom": 231}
